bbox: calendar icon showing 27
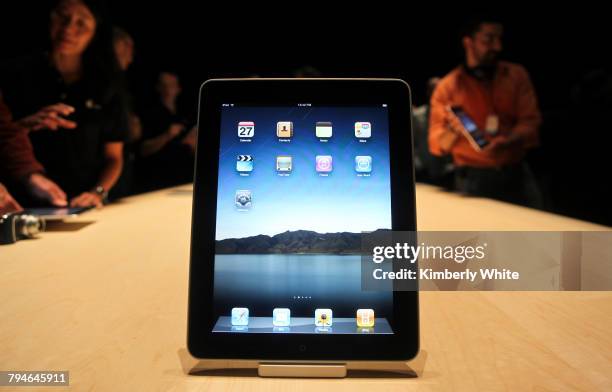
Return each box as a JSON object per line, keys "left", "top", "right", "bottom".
{"left": 238, "top": 121, "right": 255, "bottom": 138}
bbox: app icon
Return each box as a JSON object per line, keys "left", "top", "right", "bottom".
{"left": 355, "top": 122, "right": 371, "bottom": 138}
{"left": 276, "top": 156, "right": 292, "bottom": 172}
{"left": 315, "top": 308, "right": 333, "bottom": 327}
{"left": 236, "top": 155, "right": 253, "bottom": 172}
{"left": 273, "top": 308, "right": 291, "bottom": 327}
{"left": 235, "top": 190, "right": 252, "bottom": 209}
{"left": 277, "top": 121, "right": 293, "bottom": 138}
{"left": 356, "top": 309, "right": 375, "bottom": 327}
{"left": 315, "top": 155, "right": 333, "bottom": 173}
{"left": 355, "top": 156, "right": 372, "bottom": 173}
{"left": 231, "top": 307, "right": 249, "bottom": 326}
{"left": 238, "top": 121, "right": 255, "bottom": 138}
{"left": 316, "top": 121, "right": 333, "bottom": 138}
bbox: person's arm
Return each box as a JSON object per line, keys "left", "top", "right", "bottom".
{"left": 15, "top": 103, "right": 77, "bottom": 131}
{"left": 0, "top": 182, "right": 22, "bottom": 215}
{"left": 0, "top": 95, "right": 69, "bottom": 206}
{"left": 97, "top": 142, "right": 123, "bottom": 192}
{"left": 70, "top": 142, "right": 123, "bottom": 208}
{"left": 140, "top": 123, "right": 184, "bottom": 157}
{"left": 510, "top": 66, "right": 541, "bottom": 149}
{"left": 484, "top": 67, "right": 542, "bottom": 154}
{"left": 428, "top": 79, "right": 460, "bottom": 156}
{"left": 180, "top": 125, "right": 198, "bottom": 154}
{"left": 127, "top": 113, "right": 142, "bottom": 143}
{"left": 26, "top": 173, "right": 68, "bottom": 206}
{"left": 0, "top": 124, "right": 47, "bottom": 181}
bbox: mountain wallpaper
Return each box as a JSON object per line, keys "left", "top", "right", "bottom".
{"left": 215, "top": 230, "right": 386, "bottom": 254}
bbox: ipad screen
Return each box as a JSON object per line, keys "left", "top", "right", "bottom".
{"left": 212, "top": 103, "right": 394, "bottom": 335}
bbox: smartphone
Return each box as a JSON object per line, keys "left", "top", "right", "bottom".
{"left": 449, "top": 107, "right": 489, "bottom": 151}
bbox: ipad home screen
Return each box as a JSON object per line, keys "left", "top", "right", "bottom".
{"left": 212, "top": 103, "right": 394, "bottom": 335}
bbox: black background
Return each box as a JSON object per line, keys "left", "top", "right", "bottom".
{"left": 2, "top": 4, "right": 611, "bottom": 225}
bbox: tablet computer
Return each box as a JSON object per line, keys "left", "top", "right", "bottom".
{"left": 187, "top": 79, "right": 418, "bottom": 362}
{"left": 22, "top": 206, "right": 93, "bottom": 220}
{"left": 448, "top": 106, "right": 490, "bottom": 151}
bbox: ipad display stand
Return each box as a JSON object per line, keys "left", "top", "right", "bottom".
{"left": 258, "top": 363, "right": 348, "bottom": 378}
{"left": 178, "top": 348, "right": 427, "bottom": 378}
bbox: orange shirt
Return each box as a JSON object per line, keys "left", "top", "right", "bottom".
{"left": 428, "top": 61, "right": 541, "bottom": 167}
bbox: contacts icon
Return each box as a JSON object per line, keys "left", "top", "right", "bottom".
{"left": 277, "top": 121, "right": 293, "bottom": 138}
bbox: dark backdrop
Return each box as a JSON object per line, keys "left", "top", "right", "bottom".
{"left": 2, "top": 4, "right": 611, "bottom": 225}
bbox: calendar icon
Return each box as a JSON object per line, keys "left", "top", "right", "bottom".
{"left": 238, "top": 121, "right": 255, "bottom": 138}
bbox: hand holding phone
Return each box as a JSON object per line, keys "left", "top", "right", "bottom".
{"left": 447, "top": 106, "right": 490, "bottom": 151}
{"left": 445, "top": 109, "right": 465, "bottom": 135}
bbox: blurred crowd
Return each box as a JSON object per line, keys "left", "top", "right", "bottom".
{"left": 1, "top": 1, "right": 609, "bottom": 226}
{"left": 0, "top": 0, "right": 197, "bottom": 215}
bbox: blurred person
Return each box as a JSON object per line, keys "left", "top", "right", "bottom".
{"left": 112, "top": 27, "right": 139, "bottom": 129}
{"left": 0, "top": 95, "right": 50, "bottom": 205}
{"left": 412, "top": 77, "right": 454, "bottom": 186}
{"left": 428, "top": 16, "right": 542, "bottom": 207}
{"left": 0, "top": 100, "right": 21, "bottom": 214}
{"left": 0, "top": 113, "right": 22, "bottom": 215}
{"left": 112, "top": 26, "right": 134, "bottom": 72}
{"left": 112, "top": 26, "right": 140, "bottom": 144}
{"left": 136, "top": 71, "right": 196, "bottom": 192}
{"left": 111, "top": 26, "right": 140, "bottom": 197}
{"left": 0, "top": 0, "right": 128, "bottom": 208}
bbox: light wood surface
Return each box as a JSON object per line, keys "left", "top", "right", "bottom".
{"left": 1, "top": 183, "right": 610, "bottom": 391}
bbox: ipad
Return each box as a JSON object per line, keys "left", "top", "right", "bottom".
{"left": 188, "top": 79, "right": 418, "bottom": 361}
{"left": 23, "top": 206, "right": 93, "bottom": 220}
{"left": 449, "top": 106, "right": 490, "bottom": 151}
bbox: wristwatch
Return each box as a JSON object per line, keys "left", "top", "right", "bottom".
{"left": 93, "top": 185, "right": 109, "bottom": 204}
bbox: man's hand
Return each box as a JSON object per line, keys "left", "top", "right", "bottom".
{"left": 483, "top": 133, "right": 523, "bottom": 155}
{"left": 0, "top": 183, "right": 23, "bottom": 215}
{"left": 181, "top": 126, "right": 197, "bottom": 152}
{"left": 141, "top": 123, "right": 184, "bottom": 157}
{"left": 17, "top": 103, "right": 77, "bottom": 131}
{"left": 70, "top": 192, "right": 103, "bottom": 208}
{"left": 435, "top": 109, "right": 463, "bottom": 154}
{"left": 26, "top": 173, "right": 68, "bottom": 206}
{"left": 166, "top": 123, "right": 184, "bottom": 139}
{"left": 445, "top": 109, "right": 465, "bottom": 135}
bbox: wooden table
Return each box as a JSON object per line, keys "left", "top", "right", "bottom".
{"left": 1, "top": 184, "right": 611, "bottom": 391}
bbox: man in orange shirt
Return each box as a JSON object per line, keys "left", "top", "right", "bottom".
{"left": 428, "top": 17, "right": 542, "bottom": 207}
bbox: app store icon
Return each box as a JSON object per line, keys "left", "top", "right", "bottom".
{"left": 355, "top": 156, "right": 372, "bottom": 173}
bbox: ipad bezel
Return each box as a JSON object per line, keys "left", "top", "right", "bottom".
{"left": 187, "top": 79, "right": 418, "bottom": 361}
